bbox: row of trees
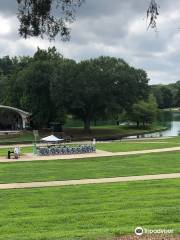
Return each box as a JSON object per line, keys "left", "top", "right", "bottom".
{"left": 151, "top": 81, "right": 180, "bottom": 109}
{"left": 0, "top": 47, "right": 155, "bottom": 132}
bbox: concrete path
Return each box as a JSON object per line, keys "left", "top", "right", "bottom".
{"left": 1, "top": 146, "right": 180, "bottom": 163}
{"left": 0, "top": 173, "right": 180, "bottom": 190}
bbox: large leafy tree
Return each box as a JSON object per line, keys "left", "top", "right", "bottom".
{"left": 50, "top": 58, "right": 77, "bottom": 124}
{"left": 6, "top": 48, "right": 64, "bottom": 128}
{"left": 63, "top": 56, "right": 149, "bottom": 132}
{"left": 14, "top": 61, "right": 55, "bottom": 128}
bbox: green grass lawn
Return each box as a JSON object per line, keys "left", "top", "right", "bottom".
{"left": 0, "top": 132, "right": 35, "bottom": 143}
{"left": 0, "top": 151, "right": 180, "bottom": 184}
{"left": 96, "top": 141, "right": 180, "bottom": 152}
{"left": 0, "top": 146, "right": 32, "bottom": 157}
{"left": 0, "top": 179, "right": 179, "bottom": 240}
{"left": 128, "top": 136, "right": 180, "bottom": 143}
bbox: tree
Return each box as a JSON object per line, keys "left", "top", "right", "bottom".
{"left": 0, "top": 49, "right": 150, "bottom": 131}
{"left": 0, "top": 56, "right": 15, "bottom": 76}
{"left": 62, "top": 56, "right": 149, "bottom": 133}
{"left": 17, "top": 0, "right": 84, "bottom": 40}
{"left": 175, "top": 87, "right": 180, "bottom": 107}
{"left": 152, "top": 85, "right": 173, "bottom": 109}
{"left": 128, "top": 95, "right": 158, "bottom": 127}
{"left": 50, "top": 57, "right": 77, "bottom": 124}
{"left": 6, "top": 47, "right": 64, "bottom": 128}
{"left": 0, "top": 73, "right": 9, "bottom": 104}
{"left": 33, "top": 46, "right": 63, "bottom": 61}
{"left": 16, "top": 61, "right": 55, "bottom": 128}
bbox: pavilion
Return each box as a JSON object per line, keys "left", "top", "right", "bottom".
{"left": 0, "top": 105, "right": 30, "bottom": 131}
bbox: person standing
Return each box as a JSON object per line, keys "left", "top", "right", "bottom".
{"left": 14, "top": 146, "right": 20, "bottom": 159}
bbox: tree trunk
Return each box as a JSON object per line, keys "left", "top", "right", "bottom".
{"left": 84, "top": 119, "right": 91, "bottom": 133}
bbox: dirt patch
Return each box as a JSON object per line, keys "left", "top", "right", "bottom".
{"left": 114, "top": 235, "right": 180, "bottom": 240}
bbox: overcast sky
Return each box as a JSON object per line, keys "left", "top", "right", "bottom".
{"left": 0, "top": 0, "right": 180, "bottom": 84}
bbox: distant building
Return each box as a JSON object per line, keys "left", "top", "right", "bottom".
{"left": 0, "top": 105, "right": 30, "bottom": 130}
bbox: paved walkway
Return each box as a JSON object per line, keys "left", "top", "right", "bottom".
{"left": 1, "top": 146, "right": 180, "bottom": 163}
{"left": 0, "top": 173, "right": 179, "bottom": 190}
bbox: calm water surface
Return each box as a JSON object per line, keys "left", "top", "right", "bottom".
{"left": 129, "top": 111, "right": 180, "bottom": 138}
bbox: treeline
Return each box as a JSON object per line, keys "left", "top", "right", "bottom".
{"left": 0, "top": 47, "right": 156, "bottom": 131}
{"left": 151, "top": 82, "right": 180, "bottom": 109}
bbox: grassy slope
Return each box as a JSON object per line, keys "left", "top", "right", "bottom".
{"left": 0, "top": 132, "right": 35, "bottom": 143}
{"left": 0, "top": 151, "right": 180, "bottom": 183}
{"left": 0, "top": 179, "right": 179, "bottom": 240}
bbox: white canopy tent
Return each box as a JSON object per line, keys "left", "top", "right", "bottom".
{"left": 41, "top": 135, "right": 64, "bottom": 142}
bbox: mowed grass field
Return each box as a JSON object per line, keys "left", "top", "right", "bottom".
{"left": 0, "top": 179, "right": 179, "bottom": 240}
{"left": 96, "top": 140, "right": 180, "bottom": 152}
{"left": 0, "top": 138, "right": 179, "bottom": 239}
{"left": 0, "top": 151, "right": 180, "bottom": 183}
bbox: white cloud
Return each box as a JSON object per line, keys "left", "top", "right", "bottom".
{"left": 0, "top": 1, "right": 180, "bottom": 84}
{"left": 0, "top": 16, "right": 12, "bottom": 36}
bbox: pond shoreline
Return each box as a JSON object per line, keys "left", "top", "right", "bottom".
{"left": 0, "top": 126, "right": 168, "bottom": 145}
{"left": 95, "top": 127, "right": 168, "bottom": 141}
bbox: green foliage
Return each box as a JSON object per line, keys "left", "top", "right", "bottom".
{"left": 63, "top": 56, "right": 149, "bottom": 132}
{"left": 18, "top": 61, "right": 55, "bottom": 127}
{"left": 0, "top": 74, "right": 8, "bottom": 104}
{"left": 152, "top": 85, "right": 173, "bottom": 108}
{"left": 17, "top": 0, "right": 84, "bottom": 40}
{"left": 175, "top": 86, "right": 180, "bottom": 107}
{"left": 0, "top": 48, "right": 150, "bottom": 130}
{"left": 150, "top": 81, "right": 180, "bottom": 109}
{"left": 127, "top": 94, "right": 158, "bottom": 127}
{"left": 3, "top": 47, "right": 64, "bottom": 128}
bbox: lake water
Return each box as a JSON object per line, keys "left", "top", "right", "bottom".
{"left": 155, "top": 111, "right": 180, "bottom": 137}
{"left": 147, "top": 112, "right": 180, "bottom": 137}
{"left": 129, "top": 111, "right": 180, "bottom": 138}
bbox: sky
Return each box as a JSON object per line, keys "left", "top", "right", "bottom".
{"left": 0, "top": 0, "right": 180, "bottom": 84}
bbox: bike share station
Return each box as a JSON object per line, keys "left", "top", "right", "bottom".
{"left": 35, "top": 135, "right": 96, "bottom": 156}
